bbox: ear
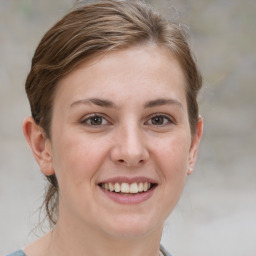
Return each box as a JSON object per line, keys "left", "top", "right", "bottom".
{"left": 187, "top": 116, "right": 203, "bottom": 175}
{"left": 23, "top": 116, "right": 54, "bottom": 176}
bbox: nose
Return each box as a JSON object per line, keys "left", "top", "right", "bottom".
{"left": 110, "top": 124, "right": 150, "bottom": 167}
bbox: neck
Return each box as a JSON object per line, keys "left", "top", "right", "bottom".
{"left": 45, "top": 217, "right": 164, "bottom": 256}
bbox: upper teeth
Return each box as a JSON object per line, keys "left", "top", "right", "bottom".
{"left": 101, "top": 182, "right": 151, "bottom": 193}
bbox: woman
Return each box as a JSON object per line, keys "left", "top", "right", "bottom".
{"left": 7, "top": 0, "right": 203, "bottom": 255}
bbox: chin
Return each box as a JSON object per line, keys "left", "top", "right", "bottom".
{"left": 100, "top": 214, "right": 163, "bottom": 240}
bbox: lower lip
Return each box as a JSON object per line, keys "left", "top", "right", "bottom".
{"left": 99, "top": 186, "right": 156, "bottom": 204}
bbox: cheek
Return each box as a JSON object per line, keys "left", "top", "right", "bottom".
{"left": 153, "top": 132, "right": 191, "bottom": 182}
{"left": 148, "top": 133, "right": 192, "bottom": 219}
{"left": 51, "top": 133, "right": 108, "bottom": 188}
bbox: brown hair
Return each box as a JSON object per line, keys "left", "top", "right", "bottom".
{"left": 25, "top": 0, "right": 202, "bottom": 225}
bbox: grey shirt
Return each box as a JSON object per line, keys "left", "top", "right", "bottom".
{"left": 6, "top": 246, "right": 172, "bottom": 256}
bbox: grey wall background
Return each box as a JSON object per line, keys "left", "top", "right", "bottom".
{"left": 0, "top": 0, "right": 255, "bottom": 255}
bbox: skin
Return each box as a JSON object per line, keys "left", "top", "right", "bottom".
{"left": 23, "top": 44, "right": 203, "bottom": 256}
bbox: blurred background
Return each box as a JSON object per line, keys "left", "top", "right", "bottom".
{"left": 0, "top": 0, "right": 255, "bottom": 255}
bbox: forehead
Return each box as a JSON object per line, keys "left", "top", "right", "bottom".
{"left": 54, "top": 44, "right": 187, "bottom": 107}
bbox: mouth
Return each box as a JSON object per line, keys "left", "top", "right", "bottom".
{"left": 98, "top": 181, "right": 157, "bottom": 195}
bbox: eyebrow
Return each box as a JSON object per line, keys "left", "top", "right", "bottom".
{"left": 144, "top": 98, "right": 183, "bottom": 109}
{"left": 70, "top": 97, "right": 183, "bottom": 109}
{"left": 70, "top": 98, "right": 117, "bottom": 108}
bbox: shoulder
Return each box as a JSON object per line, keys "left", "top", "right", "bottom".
{"left": 4, "top": 250, "right": 26, "bottom": 256}
{"left": 160, "top": 244, "right": 173, "bottom": 256}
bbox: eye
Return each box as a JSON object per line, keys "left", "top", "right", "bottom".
{"left": 146, "top": 114, "right": 173, "bottom": 126}
{"left": 81, "top": 114, "right": 109, "bottom": 126}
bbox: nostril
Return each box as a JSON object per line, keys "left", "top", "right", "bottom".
{"left": 117, "top": 159, "right": 144, "bottom": 165}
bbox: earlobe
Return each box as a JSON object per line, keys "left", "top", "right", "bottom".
{"left": 23, "top": 116, "right": 54, "bottom": 176}
{"left": 187, "top": 116, "right": 203, "bottom": 175}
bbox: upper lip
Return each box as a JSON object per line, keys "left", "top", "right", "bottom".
{"left": 98, "top": 176, "right": 158, "bottom": 185}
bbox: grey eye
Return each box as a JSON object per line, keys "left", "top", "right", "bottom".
{"left": 148, "top": 115, "right": 171, "bottom": 126}
{"left": 151, "top": 116, "right": 165, "bottom": 125}
{"left": 89, "top": 116, "right": 103, "bottom": 125}
{"left": 82, "top": 115, "right": 108, "bottom": 126}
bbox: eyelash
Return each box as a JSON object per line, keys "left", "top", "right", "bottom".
{"left": 81, "top": 113, "right": 110, "bottom": 126}
{"left": 81, "top": 113, "right": 174, "bottom": 128}
{"left": 145, "top": 114, "right": 174, "bottom": 126}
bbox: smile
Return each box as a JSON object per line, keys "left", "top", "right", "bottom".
{"left": 99, "top": 182, "right": 153, "bottom": 194}
{"left": 98, "top": 177, "right": 157, "bottom": 204}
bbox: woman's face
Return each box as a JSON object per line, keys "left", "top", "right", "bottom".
{"left": 45, "top": 44, "right": 202, "bottom": 239}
